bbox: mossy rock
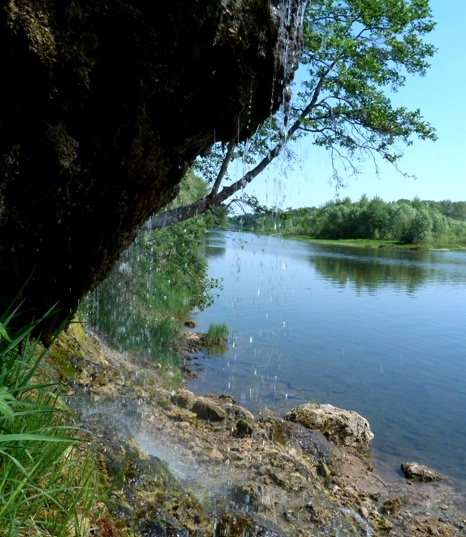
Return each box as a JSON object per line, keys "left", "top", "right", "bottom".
{"left": 215, "top": 512, "right": 287, "bottom": 537}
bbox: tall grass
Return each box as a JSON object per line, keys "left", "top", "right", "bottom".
{"left": 0, "top": 309, "right": 101, "bottom": 536}
{"left": 205, "top": 323, "right": 229, "bottom": 345}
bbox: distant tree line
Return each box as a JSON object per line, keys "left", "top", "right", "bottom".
{"left": 229, "top": 197, "right": 466, "bottom": 246}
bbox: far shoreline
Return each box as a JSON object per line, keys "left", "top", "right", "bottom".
{"left": 221, "top": 229, "right": 466, "bottom": 251}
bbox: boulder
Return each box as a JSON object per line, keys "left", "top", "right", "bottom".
{"left": 191, "top": 397, "right": 227, "bottom": 421}
{"left": 0, "top": 0, "right": 305, "bottom": 334}
{"left": 401, "top": 462, "right": 443, "bottom": 482}
{"left": 284, "top": 403, "right": 374, "bottom": 451}
{"left": 171, "top": 390, "right": 197, "bottom": 410}
{"left": 171, "top": 390, "right": 227, "bottom": 421}
{"left": 265, "top": 416, "right": 343, "bottom": 468}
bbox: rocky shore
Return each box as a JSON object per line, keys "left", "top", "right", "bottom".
{"left": 49, "top": 325, "right": 466, "bottom": 536}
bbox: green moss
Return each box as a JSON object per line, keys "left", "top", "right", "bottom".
{"left": 6, "top": 0, "right": 57, "bottom": 63}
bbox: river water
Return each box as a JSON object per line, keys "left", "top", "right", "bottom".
{"left": 189, "top": 231, "right": 466, "bottom": 489}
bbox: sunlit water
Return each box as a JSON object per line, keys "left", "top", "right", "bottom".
{"left": 189, "top": 231, "right": 466, "bottom": 489}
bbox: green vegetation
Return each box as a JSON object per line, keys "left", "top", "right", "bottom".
{"left": 153, "top": 0, "right": 436, "bottom": 229}
{"left": 0, "top": 311, "right": 100, "bottom": 536}
{"left": 81, "top": 171, "right": 221, "bottom": 386}
{"left": 229, "top": 197, "right": 466, "bottom": 249}
{"left": 205, "top": 323, "right": 229, "bottom": 346}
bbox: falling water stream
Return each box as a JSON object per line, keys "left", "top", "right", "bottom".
{"left": 189, "top": 231, "right": 466, "bottom": 491}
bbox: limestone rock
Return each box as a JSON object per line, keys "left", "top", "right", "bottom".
{"left": 171, "top": 390, "right": 197, "bottom": 410}
{"left": 235, "top": 418, "right": 255, "bottom": 438}
{"left": 0, "top": 0, "right": 305, "bottom": 334}
{"left": 215, "top": 512, "right": 287, "bottom": 537}
{"left": 383, "top": 497, "right": 402, "bottom": 514}
{"left": 265, "top": 416, "right": 343, "bottom": 468}
{"left": 284, "top": 403, "right": 374, "bottom": 451}
{"left": 171, "top": 390, "right": 227, "bottom": 421}
{"left": 191, "top": 397, "right": 227, "bottom": 421}
{"left": 401, "top": 462, "right": 444, "bottom": 482}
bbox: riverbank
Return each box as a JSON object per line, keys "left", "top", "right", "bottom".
{"left": 237, "top": 231, "right": 466, "bottom": 251}
{"left": 287, "top": 236, "right": 427, "bottom": 250}
{"left": 48, "top": 324, "right": 466, "bottom": 536}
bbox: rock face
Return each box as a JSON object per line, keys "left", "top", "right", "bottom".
{"left": 284, "top": 403, "right": 374, "bottom": 451}
{"left": 0, "top": 0, "right": 304, "bottom": 332}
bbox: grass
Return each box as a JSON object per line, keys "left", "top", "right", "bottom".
{"left": 205, "top": 323, "right": 229, "bottom": 346}
{"left": 0, "top": 308, "right": 102, "bottom": 536}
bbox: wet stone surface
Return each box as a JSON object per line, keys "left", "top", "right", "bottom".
{"left": 49, "top": 326, "right": 466, "bottom": 536}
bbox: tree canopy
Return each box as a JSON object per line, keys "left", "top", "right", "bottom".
{"left": 150, "top": 0, "right": 436, "bottom": 229}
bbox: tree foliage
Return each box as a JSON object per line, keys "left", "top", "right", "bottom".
{"left": 230, "top": 196, "right": 466, "bottom": 247}
{"left": 150, "top": 0, "right": 436, "bottom": 228}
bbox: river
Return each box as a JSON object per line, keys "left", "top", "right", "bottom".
{"left": 189, "top": 231, "right": 466, "bottom": 489}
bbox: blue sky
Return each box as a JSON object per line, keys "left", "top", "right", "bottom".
{"left": 240, "top": 0, "right": 466, "bottom": 209}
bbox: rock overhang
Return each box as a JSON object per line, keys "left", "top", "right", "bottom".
{"left": 0, "top": 0, "right": 305, "bottom": 334}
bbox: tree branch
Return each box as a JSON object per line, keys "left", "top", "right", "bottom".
{"left": 148, "top": 60, "right": 339, "bottom": 231}
{"left": 209, "top": 141, "right": 236, "bottom": 198}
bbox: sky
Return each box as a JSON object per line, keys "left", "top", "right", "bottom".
{"left": 237, "top": 0, "right": 466, "bottom": 209}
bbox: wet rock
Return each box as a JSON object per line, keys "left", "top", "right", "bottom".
{"left": 165, "top": 407, "right": 197, "bottom": 423}
{"left": 217, "top": 394, "right": 236, "bottom": 405}
{"left": 383, "top": 497, "right": 402, "bottom": 514}
{"left": 171, "top": 391, "right": 228, "bottom": 421}
{"left": 225, "top": 403, "right": 255, "bottom": 422}
{"left": 192, "top": 397, "right": 228, "bottom": 421}
{"left": 265, "top": 417, "right": 342, "bottom": 468}
{"left": 236, "top": 418, "right": 255, "bottom": 438}
{"left": 135, "top": 519, "right": 189, "bottom": 537}
{"left": 180, "top": 365, "right": 202, "bottom": 380}
{"left": 209, "top": 448, "right": 224, "bottom": 462}
{"left": 368, "top": 511, "right": 394, "bottom": 533}
{"left": 401, "top": 462, "right": 444, "bottom": 482}
{"left": 83, "top": 412, "right": 140, "bottom": 477}
{"left": 215, "top": 512, "right": 287, "bottom": 537}
{"left": 231, "top": 482, "right": 263, "bottom": 510}
{"left": 284, "top": 403, "right": 374, "bottom": 451}
{"left": 171, "top": 390, "right": 196, "bottom": 410}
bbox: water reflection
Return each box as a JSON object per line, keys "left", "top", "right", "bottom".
{"left": 192, "top": 232, "right": 466, "bottom": 487}
{"left": 309, "top": 244, "right": 466, "bottom": 294}
{"left": 204, "top": 234, "right": 227, "bottom": 259}
{"left": 311, "top": 250, "right": 429, "bottom": 294}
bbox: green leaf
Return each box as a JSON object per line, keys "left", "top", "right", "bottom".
{"left": 0, "top": 323, "right": 11, "bottom": 343}
{"left": 0, "top": 433, "right": 74, "bottom": 443}
{"left": 0, "top": 387, "right": 16, "bottom": 424}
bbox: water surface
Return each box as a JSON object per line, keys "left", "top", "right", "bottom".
{"left": 189, "top": 231, "right": 466, "bottom": 488}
